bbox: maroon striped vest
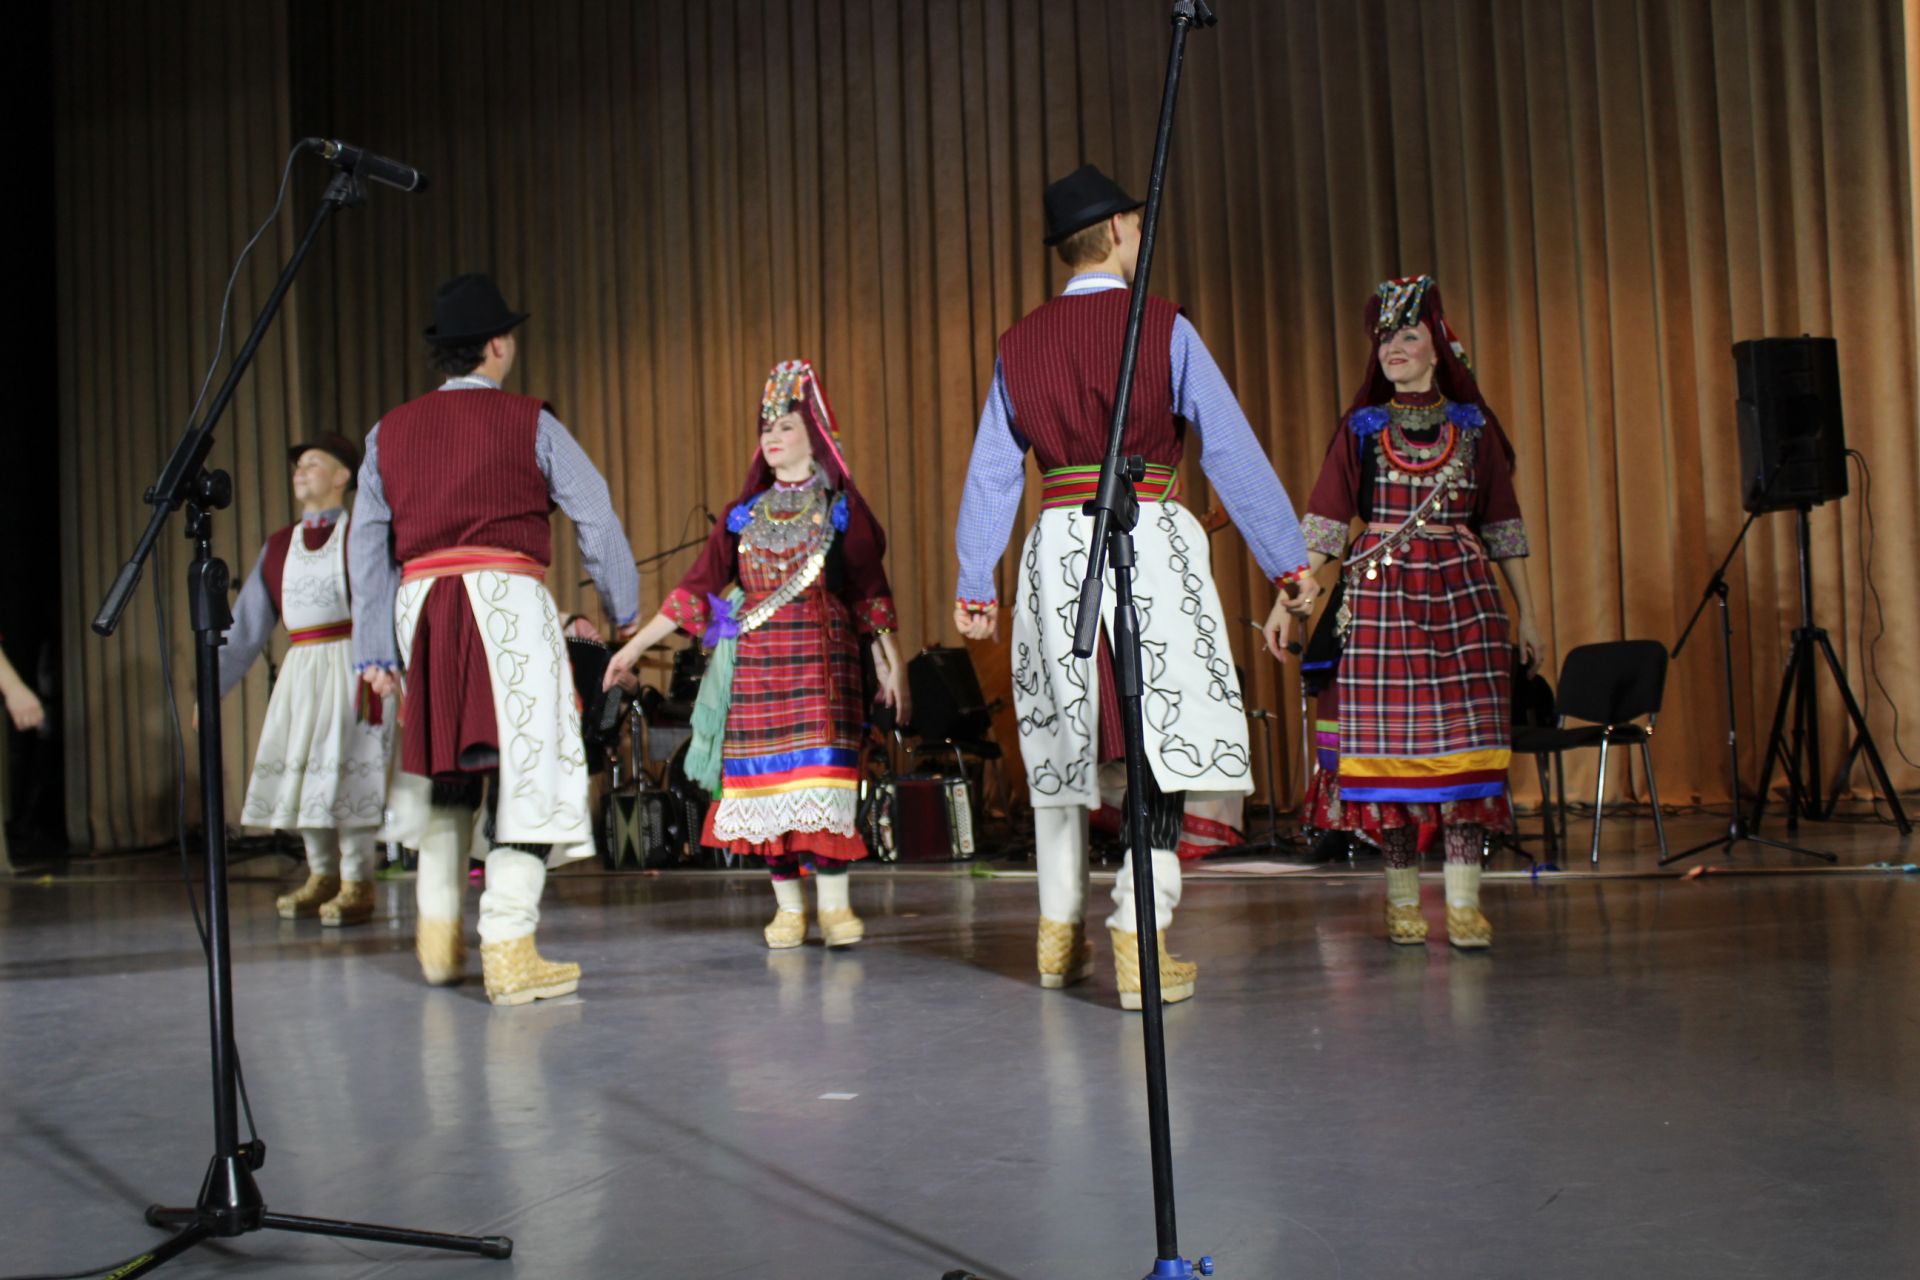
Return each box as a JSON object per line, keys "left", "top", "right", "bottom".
{"left": 376, "top": 388, "right": 553, "bottom": 565}
{"left": 997, "top": 291, "right": 1183, "bottom": 471}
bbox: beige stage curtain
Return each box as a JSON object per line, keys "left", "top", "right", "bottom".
{"left": 54, "top": 0, "right": 310, "bottom": 850}
{"left": 55, "top": 0, "right": 1919, "bottom": 850}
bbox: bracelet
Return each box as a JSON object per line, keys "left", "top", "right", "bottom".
{"left": 957, "top": 598, "right": 999, "bottom": 616}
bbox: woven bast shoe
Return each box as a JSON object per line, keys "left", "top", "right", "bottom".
{"left": 276, "top": 873, "right": 341, "bottom": 920}
{"left": 1386, "top": 901, "right": 1429, "bottom": 946}
{"left": 818, "top": 907, "right": 865, "bottom": 949}
{"left": 480, "top": 936, "right": 581, "bottom": 1007}
{"left": 415, "top": 918, "right": 466, "bottom": 986}
{"left": 1036, "top": 918, "right": 1094, "bottom": 989}
{"left": 1109, "top": 928, "right": 1197, "bottom": 1011}
{"left": 1446, "top": 905, "right": 1493, "bottom": 950}
{"left": 764, "top": 909, "right": 809, "bottom": 950}
{"left": 319, "top": 880, "right": 375, "bottom": 928}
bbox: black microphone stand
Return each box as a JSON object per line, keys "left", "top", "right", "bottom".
{"left": 90, "top": 164, "right": 509, "bottom": 1273}
{"left": 1068, "top": 4, "right": 1216, "bottom": 1277}
{"left": 1660, "top": 501, "right": 1833, "bottom": 867}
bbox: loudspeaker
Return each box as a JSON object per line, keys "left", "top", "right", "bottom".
{"left": 1734, "top": 337, "right": 1849, "bottom": 513}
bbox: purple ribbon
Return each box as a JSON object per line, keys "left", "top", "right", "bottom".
{"left": 702, "top": 594, "right": 740, "bottom": 647}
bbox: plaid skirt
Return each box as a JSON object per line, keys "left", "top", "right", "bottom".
{"left": 706, "top": 579, "right": 868, "bottom": 859}
{"left": 1335, "top": 522, "right": 1512, "bottom": 841}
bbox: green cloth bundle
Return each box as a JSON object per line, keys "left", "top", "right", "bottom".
{"left": 684, "top": 586, "right": 745, "bottom": 795}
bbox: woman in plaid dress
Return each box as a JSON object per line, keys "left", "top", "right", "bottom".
{"left": 606, "top": 361, "right": 906, "bottom": 950}
{"left": 1293, "top": 277, "right": 1542, "bottom": 949}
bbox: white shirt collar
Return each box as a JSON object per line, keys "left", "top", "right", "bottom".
{"left": 440, "top": 374, "right": 501, "bottom": 390}
{"left": 1062, "top": 272, "right": 1129, "bottom": 295}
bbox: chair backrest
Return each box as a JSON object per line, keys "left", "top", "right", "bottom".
{"left": 907, "top": 646, "right": 992, "bottom": 742}
{"left": 1511, "top": 650, "right": 1557, "bottom": 729}
{"left": 1556, "top": 640, "right": 1669, "bottom": 727}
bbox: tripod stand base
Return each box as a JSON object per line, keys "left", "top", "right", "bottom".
{"left": 1145, "top": 1255, "right": 1215, "bottom": 1278}
{"left": 1659, "top": 827, "right": 1836, "bottom": 867}
{"left": 137, "top": 1177, "right": 512, "bottom": 1274}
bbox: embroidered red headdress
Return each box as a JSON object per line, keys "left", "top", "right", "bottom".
{"left": 1342, "top": 275, "right": 1515, "bottom": 462}
{"left": 730, "top": 359, "right": 885, "bottom": 558}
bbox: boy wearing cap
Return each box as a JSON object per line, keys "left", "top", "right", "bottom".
{"left": 349, "top": 273, "right": 641, "bottom": 1006}
{"left": 217, "top": 432, "right": 393, "bottom": 926}
{"left": 953, "top": 164, "right": 1316, "bottom": 1008}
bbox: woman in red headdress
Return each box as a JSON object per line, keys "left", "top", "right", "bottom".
{"left": 606, "top": 360, "right": 906, "bottom": 950}
{"left": 1287, "top": 277, "right": 1542, "bottom": 949}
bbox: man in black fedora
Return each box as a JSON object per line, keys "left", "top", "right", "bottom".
{"left": 951, "top": 163, "right": 1315, "bottom": 1009}
{"left": 348, "top": 272, "right": 641, "bottom": 1006}
{"left": 215, "top": 430, "right": 394, "bottom": 929}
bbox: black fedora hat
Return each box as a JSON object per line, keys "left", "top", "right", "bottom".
{"left": 1042, "top": 164, "right": 1143, "bottom": 246}
{"left": 287, "top": 431, "right": 363, "bottom": 486}
{"left": 423, "top": 273, "right": 529, "bottom": 344}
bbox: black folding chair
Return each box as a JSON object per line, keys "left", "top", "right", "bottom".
{"left": 1504, "top": 659, "right": 1565, "bottom": 862}
{"left": 1510, "top": 640, "right": 1670, "bottom": 866}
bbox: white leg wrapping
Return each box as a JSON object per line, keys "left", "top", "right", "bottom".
{"left": 1444, "top": 861, "right": 1483, "bottom": 909}
{"left": 477, "top": 846, "right": 547, "bottom": 944}
{"left": 1034, "top": 805, "right": 1091, "bottom": 926}
{"left": 772, "top": 877, "right": 805, "bottom": 913}
{"left": 337, "top": 827, "right": 379, "bottom": 881}
{"left": 1107, "top": 848, "right": 1183, "bottom": 935}
{"left": 414, "top": 806, "right": 472, "bottom": 925}
{"left": 298, "top": 828, "right": 341, "bottom": 878}
{"left": 814, "top": 871, "right": 851, "bottom": 913}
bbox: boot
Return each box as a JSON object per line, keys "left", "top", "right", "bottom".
{"left": 1109, "top": 928, "right": 1197, "bottom": 1011}
{"left": 416, "top": 918, "right": 466, "bottom": 986}
{"left": 480, "top": 935, "right": 582, "bottom": 1006}
{"left": 1037, "top": 918, "right": 1094, "bottom": 989}
{"left": 319, "top": 880, "right": 375, "bottom": 928}
{"left": 276, "top": 873, "right": 340, "bottom": 920}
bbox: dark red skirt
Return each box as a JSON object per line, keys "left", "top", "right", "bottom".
{"left": 400, "top": 577, "right": 499, "bottom": 779}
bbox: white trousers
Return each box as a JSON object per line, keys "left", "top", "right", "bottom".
{"left": 299, "top": 827, "right": 379, "bottom": 881}
{"left": 412, "top": 805, "right": 548, "bottom": 944}
{"left": 1034, "top": 806, "right": 1183, "bottom": 934}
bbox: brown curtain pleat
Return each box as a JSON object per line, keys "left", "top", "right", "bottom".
{"left": 55, "top": 0, "right": 1920, "bottom": 850}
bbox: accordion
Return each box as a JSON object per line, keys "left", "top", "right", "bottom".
{"left": 864, "top": 772, "right": 975, "bottom": 863}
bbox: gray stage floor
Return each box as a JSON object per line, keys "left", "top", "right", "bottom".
{"left": 4, "top": 813, "right": 1919, "bottom": 1279}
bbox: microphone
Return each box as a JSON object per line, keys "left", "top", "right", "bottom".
{"left": 303, "top": 138, "right": 430, "bottom": 193}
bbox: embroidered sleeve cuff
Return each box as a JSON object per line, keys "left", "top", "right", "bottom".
{"left": 855, "top": 596, "right": 899, "bottom": 636}
{"left": 354, "top": 660, "right": 398, "bottom": 674}
{"left": 1481, "top": 519, "right": 1530, "bottom": 559}
{"left": 1301, "top": 513, "right": 1350, "bottom": 558}
{"left": 956, "top": 597, "right": 999, "bottom": 616}
{"left": 662, "top": 587, "right": 710, "bottom": 637}
{"left": 1271, "top": 565, "right": 1311, "bottom": 590}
